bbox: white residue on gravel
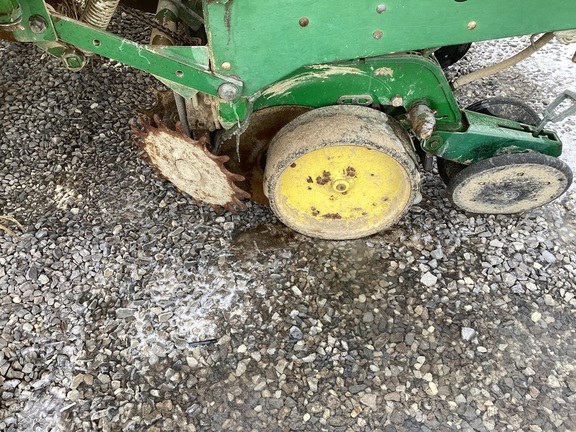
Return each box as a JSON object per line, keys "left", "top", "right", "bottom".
{"left": 129, "top": 261, "right": 255, "bottom": 357}
{"left": 53, "top": 184, "right": 83, "bottom": 211}
{"left": 17, "top": 344, "right": 82, "bottom": 432}
{"left": 520, "top": 42, "right": 576, "bottom": 182}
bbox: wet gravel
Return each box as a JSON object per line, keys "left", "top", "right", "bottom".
{"left": 1, "top": 25, "right": 576, "bottom": 432}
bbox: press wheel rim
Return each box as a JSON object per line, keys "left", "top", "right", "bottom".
{"left": 447, "top": 153, "right": 572, "bottom": 214}
{"left": 264, "top": 105, "right": 420, "bottom": 240}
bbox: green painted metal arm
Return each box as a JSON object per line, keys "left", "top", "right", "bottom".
{"left": 52, "top": 15, "right": 242, "bottom": 98}
{"left": 425, "top": 111, "right": 563, "bottom": 164}
{"left": 8, "top": 2, "right": 242, "bottom": 99}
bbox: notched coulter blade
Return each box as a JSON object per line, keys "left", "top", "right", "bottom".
{"left": 131, "top": 115, "right": 251, "bottom": 213}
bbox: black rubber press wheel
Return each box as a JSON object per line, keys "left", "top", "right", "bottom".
{"left": 447, "top": 153, "right": 572, "bottom": 214}
{"left": 435, "top": 43, "right": 472, "bottom": 69}
{"left": 466, "top": 97, "right": 541, "bottom": 126}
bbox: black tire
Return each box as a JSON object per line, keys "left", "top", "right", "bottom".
{"left": 435, "top": 43, "right": 472, "bottom": 69}
{"left": 447, "top": 153, "right": 572, "bottom": 214}
{"left": 437, "top": 158, "right": 466, "bottom": 186}
{"left": 465, "top": 97, "right": 541, "bottom": 126}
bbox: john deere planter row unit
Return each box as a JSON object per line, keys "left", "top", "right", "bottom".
{"left": 2, "top": 0, "right": 576, "bottom": 239}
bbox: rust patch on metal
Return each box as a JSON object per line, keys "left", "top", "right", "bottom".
{"left": 346, "top": 166, "right": 357, "bottom": 177}
{"left": 131, "top": 115, "right": 250, "bottom": 213}
{"left": 311, "top": 207, "right": 320, "bottom": 217}
{"left": 316, "top": 171, "right": 332, "bottom": 185}
{"left": 290, "top": 163, "right": 297, "bottom": 168}
{"left": 306, "top": 176, "right": 313, "bottom": 183}
{"left": 322, "top": 213, "right": 342, "bottom": 220}
{"left": 0, "top": 29, "right": 17, "bottom": 42}
{"left": 138, "top": 89, "right": 178, "bottom": 129}
{"left": 219, "top": 105, "right": 313, "bottom": 205}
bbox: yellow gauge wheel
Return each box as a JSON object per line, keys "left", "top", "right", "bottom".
{"left": 264, "top": 105, "right": 421, "bottom": 239}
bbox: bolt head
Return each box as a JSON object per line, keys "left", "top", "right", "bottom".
{"left": 391, "top": 95, "right": 403, "bottom": 107}
{"left": 467, "top": 21, "right": 477, "bottom": 30}
{"left": 426, "top": 136, "right": 444, "bottom": 151}
{"left": 221, "top": 62, "right": 232, "bottom": 71}
{"left": 61, "top": 49, "right": 86, "bottom": 71}
{"left": 218, "top": 83, "right": 239, "bottom": 101}
{"left": 29, "top": 15, "right": 47, "bottom": 34}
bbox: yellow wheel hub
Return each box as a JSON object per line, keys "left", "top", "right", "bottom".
{"left": 264, "top": 105, "right": 420, "bottom": 239}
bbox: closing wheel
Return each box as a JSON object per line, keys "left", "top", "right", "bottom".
{"left": 447, "top": 153, "right": 572, "bottom": 214}
{"left": 264, "top": 105, "right": 421, "bottom": 240}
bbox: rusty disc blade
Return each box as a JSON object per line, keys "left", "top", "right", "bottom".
{"left": 132, "top": 115, "right": 250, "bottom": 212}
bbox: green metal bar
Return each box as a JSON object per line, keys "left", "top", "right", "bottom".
{"left": 427, "top": 111, "right": 563, "bottom": 164}
{"left": 177, "top": 0, "right": 204, "bottom": 31}
{"left": 205, "top": 0, "right": 576, "bottom": 95}
{"left": 244, "top": 55, "right": 462, "bottom": 128}
{"left": 51, "top": 14, "right": 242, "bottom": 98}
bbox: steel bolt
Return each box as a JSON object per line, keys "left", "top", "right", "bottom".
{"left": 218, "top": 83, "right": 239, "bottom": 101}
{"left": 61, "top": 49, "right": 86, "bottom": 72}
{"left": 29, "top": 15, "right": 47, "bottom": 34}
{"left": 467, "top": 21, "right": 477, "bottom": 30}
{"left": 425, "top": 136, "right": 444, "bottom": 151}
{"left": 221, "top": 62, "right": 232, "bottom": 71}
{"left": 376, "top": 4, "right": 386, "bottom": 13}
{"left": 391, "top": 95, "right": 403, "bottom": 107}
{"left": 299, "top": 17, "right": 309, "bottom": 27}
{"left": 373, "top": 30, "right": 383, "bottom": 40}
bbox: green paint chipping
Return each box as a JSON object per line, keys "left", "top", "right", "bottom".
{"left": 429, "top": 111, "right": 563, "bottom": 164}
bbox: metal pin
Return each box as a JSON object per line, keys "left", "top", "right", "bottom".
{"left": 188, "top": 338, "right": 218, "bottom": 348}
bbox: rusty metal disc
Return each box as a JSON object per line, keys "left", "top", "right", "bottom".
{"left": 219, "top": 105, "right": 312, "bottom": 205}
{"left": 132, "top": 115, "right": 250, "bottom": 213}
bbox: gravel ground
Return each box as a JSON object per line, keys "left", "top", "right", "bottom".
{"left": 1, "top": 21, "right": 576, "bottom": 432}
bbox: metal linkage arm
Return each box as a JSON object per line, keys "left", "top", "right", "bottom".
{"left": 6, "top": 0, "right": 242, "bottom": 100}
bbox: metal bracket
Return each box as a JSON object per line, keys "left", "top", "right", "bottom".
{"left": 337, "top": 95, "right": 373, "bottom": 106}
{"left": 534, "top": 90, "right": 576, "bottom": 135}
